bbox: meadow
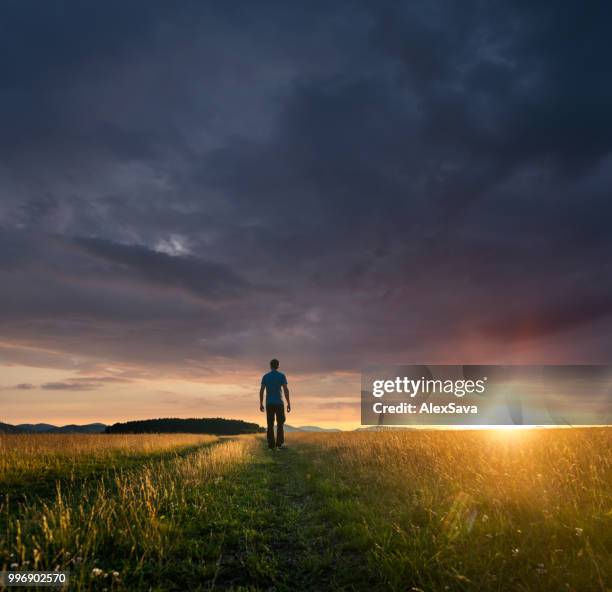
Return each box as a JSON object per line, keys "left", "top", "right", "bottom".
{"left": 0, "top": 429, "right": 610, "bottom": 591}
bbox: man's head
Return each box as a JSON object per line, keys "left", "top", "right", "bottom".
{"left": 270, "top": 358, "right": 280, "bottom": 370}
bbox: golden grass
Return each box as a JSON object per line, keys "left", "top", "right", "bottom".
{"left": 291, "top": 428, "right": 611, "bottom": 510}
{"left": 2, "top": 436, "right": 257, "bottom": 582}
{"left": 290, "top": 428, "right": 612, "bottom": 590}
{"left": 0, "top": 432, "right": 217, "bottom": 457}
{"left": 1, "top": 429, "right": 609, "bottom": 590}
{"left": 0, "top": 433, "right": 218, "bottom": 483}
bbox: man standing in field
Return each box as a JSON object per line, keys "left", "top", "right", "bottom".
{"left": 260, "top": 358, "right": 291, "bottom": 449}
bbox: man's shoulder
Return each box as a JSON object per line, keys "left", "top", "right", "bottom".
{"left": 262, "top": 370, "right": 287, "bottom": 382}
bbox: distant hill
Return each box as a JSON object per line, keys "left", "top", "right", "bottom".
{"left": 52, "top": 423, "right": 107, "bottom": 433}
{"left": 16, "top": 423, "right": 57, "bottom": 432}
{"left": 105, "top": 417, "right": 265, "bottom": 435}
{"left": 284, "top": 425, "right": 342, "bottom": 432}
{"left": 3, "top": 423, "right": 108, "bottom": 434}
{"left": 2, "top": 419, "right": 262, "bottom": 435}
{"left": 0, "top": 422, "right": 22, "bottom": 434}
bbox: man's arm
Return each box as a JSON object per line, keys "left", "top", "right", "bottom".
{"left": 259, "top": 384, "right": 265, "bottom": 412}
{"left": 282, "top": 383, "right": 291, "bottom": 412}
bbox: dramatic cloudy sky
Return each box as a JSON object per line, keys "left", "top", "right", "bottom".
{"left": 1, "top": 1, "right": 611, "bottom": 428}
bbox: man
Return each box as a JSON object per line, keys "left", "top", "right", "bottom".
{"left": 260, "top": 358, "right": 291, "bottom": 449}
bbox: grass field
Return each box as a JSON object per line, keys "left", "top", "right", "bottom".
{"left": 0, "top": 429, "right": 610, "bottom": 591}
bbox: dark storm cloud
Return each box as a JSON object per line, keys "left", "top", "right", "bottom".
{"left": 482, "top": 289, "right": 612, "bottom": 343}
{"left": 73, "top": 237, "right": 250, "bottom": 300}
{"left": 1, "top": 0, "right": 611, "bottom": 375}
{"left": 0, "top": 383, "right": 37, "bottom": 391}
{"left": 41, "top": 382, "right": 101, "bottom": 391}
{"left": 36, "top": 376, "right": 132, "bottom": 390}
{"left": 70, "top": 376, "right": 133, "bottom": 384}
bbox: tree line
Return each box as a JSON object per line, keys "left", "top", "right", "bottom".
{"left": 105, "top": 417, "right": 264, "bottom": 435}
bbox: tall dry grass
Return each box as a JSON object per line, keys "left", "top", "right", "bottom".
{"left": 0, "top": 433, "right": 217, "bottom": 484}
{"left": 292, "top": 428, "right": 611, "bottom": 590}
{"left": 1, "top": 436, "right": 257, "bottom": 587}
{"left": 294, "top": 429, "right": 611, "bottom": 513}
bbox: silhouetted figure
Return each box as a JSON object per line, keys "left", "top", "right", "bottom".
{"left": 260, "top": 358, "right": 291, "bottom": 449}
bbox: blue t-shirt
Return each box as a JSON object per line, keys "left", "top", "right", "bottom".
{"left": 261, "top": 370, "right": 287, "bottom": 405}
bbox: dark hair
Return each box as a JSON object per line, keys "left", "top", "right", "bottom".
{"left": 270, "top": 358, "right": 279, "bottom": 369}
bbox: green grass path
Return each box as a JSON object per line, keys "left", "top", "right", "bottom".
{"left": 166, "top": 438, "right": 370, "bottom": 592}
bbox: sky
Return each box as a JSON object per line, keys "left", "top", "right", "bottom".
{"left": 1, "top": 1, "right": 612, "bottom": 429}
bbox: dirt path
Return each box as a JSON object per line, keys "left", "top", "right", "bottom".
{"left": 208, "top": 439, "right": 369, "bottom": 591}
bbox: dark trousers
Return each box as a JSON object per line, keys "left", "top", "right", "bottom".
{"left": 266, "top": 403, "right": 285, "bottom": 448}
